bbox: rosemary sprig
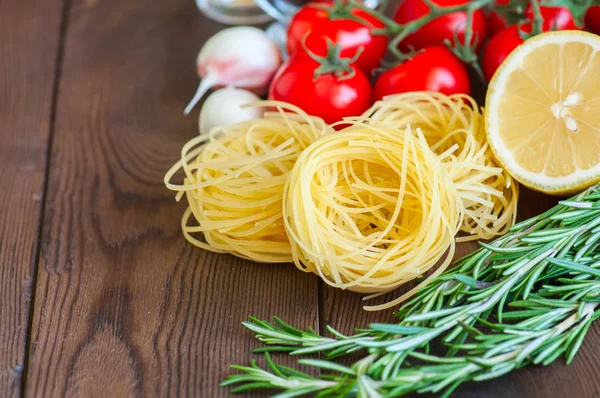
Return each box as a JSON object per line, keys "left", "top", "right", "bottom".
{"left": 224, "top": 184, "right": 600, "bottom": 397}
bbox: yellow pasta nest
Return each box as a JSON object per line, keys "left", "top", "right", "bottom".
{"left": 362, "top": 92, "right": 518, "bottom": 241}
{"left": 284, "top": 121, "right": 463, "bottom": 310}
{"left": 164, "top": 102, "right": 332, "bottom": 263}
{"left": 164, "top": 93, "right": 520, "bottom": 310}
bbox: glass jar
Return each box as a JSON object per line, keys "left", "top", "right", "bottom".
{"left": 197, "top": 0, "right": 383, "bottom": 26}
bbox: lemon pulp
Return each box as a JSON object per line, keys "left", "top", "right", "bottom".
{"left": 486, "top": 31, "right": 600, "bottom": 195}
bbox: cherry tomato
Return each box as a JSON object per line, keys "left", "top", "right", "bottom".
{"left": 287, "top": 2, "right": 388, "bottom": 74}
{"left": 482, "top": 25, "right": 526, "bottom": 82}
{"left": 393, "top": 0, "right": 488, "bottom": 53}
{"left": 373, "top": 46, "right": 470, "bottom": 101}
{"left": 585, "top": 5, "right": 600, "bottom": 35}
{"left": 269, "top": 57, "right": 372, "bottom": 124}
{"left": 524, "top": 3, "right": 579, "bottom": 30}
{"left": 488, "top": 0, "right": 511, "bottom": 36}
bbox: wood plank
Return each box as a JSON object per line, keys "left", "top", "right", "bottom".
{"left": 322, "top": 188, "right": 600, "bottom": 397}
{"left": 24, "top": 1, "right": 319, "bottom": 396}
{"left": 0, "top": 0, "right": 65, "bottom": 396}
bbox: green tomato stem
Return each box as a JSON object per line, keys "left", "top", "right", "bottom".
{"left": 529, "top": 0, "right": 545, "bottom": 34}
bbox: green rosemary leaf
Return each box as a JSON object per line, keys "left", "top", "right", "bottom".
{"left": 500, "top": 309, "right": 545, "bottom": 320}
{"left": 550, "top": 209, "right": 593, "bottom": 221}
{"left": 387, "top": 384, "right": 418, "bottom": 397}
{"left": 404, "top": 307, "right": 462, "bottom": 322}
{"left": 523, "top": 262, "right": 548, "bottom": 299}
{"left": 497, "top": 287, "right": 508, "bottom": 323}
{"left": 465, "top": 356, "right": 499, "bottom": 368}
{"left": 542, "top": 282, "right": 596, "bottom": 293}
{"left": 484, "top": 335, "right": 532, "bottom": 358}
{"left": 253, "top": 346, "right": 297, "bottom": 353}
{"left": 439, "top": 380, "right": 462, "bottom": 398}
{"left": 566, "top": 317, "right": 594, "bottom": 364}
{"left": 220, "top": 375, "right": 253, "bottom": 387}
{"left": 381, "top": 351, "right": 407, "bottom": 380}
{"left": 520, "top": 229, "right": 577, "bottom": 244}
{"left": 443, "top": 323, "right": 470, "bottom": 344}
{"left": 247, "top": 316, "right": 274, "bottom": 329}
{"left": 325, "top": 325, "right": 350, "bottom": 339}
{"left": 457, "top": 320, "right": 483, "bottom": 337}
{"left": 548, "top": 258, "right": 600, "bottom": 278}
{"left": 409, "top": 351, "right": 464, "bottom": 364}
{"left": 275, "top": 364, "right": 312, "bottom": 379}
{"left": 230, "top": 382, "right": 276, "bottom": 393}
{"left": 472, "top": 363, "right": 515, "bottom": 381}
{"left": 532, "top": 336, "right": 567, "bottom": 365}
{"left": 272, "top": 386, "right": 327, "bottom": 398}
{"left": 291, "top": 339, "right": 355, "bottom": 355}
{"left": 453, "top": 274, "right": 480, "bottom": 289}
{"left": 584, "top": 296, "right": 600, "bottom": 303}
{"left": 297, "top": 359, "right": 355, "bottom": 376}
{"left": 387, "top": 329, "right": 445, "bottom": 352}
{"left": 578, "top": 302, "right": 586, "bottom": 318}
{"left": 273, "top": 316, "right": 306, "bottom": 336}
{"left": 357, "top": 375, "right": 381, "bottom": 397}
{"left": 264, "top": 352, "right": 286, "bottom": 378}
{"left": 326, "top": 344, "right": 364, "bottom": 359}
{"left": 524, "top": 227, "right": 578, "bottom": 238}
{"left": 243, "top": 321, "right": 304, "bottom": 343}
{"left": 369, "top": 324, "right": 430, "bottom": 335}
{"left": 542, "top": 345, "right": 567, "bottom": 366}
{"left": 444, "top": 327, "right": 470, "bottom": 357}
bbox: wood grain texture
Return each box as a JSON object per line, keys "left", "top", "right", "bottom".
{"left": 24, "top": 1, "right": 318, "bottom": 396}
{"left": 12, "top": 0, "right": 600, "bottom": 396}
{"left": 0, "top": 0, "right": 65, "bottom": 396}
{"left": 322, "top": 188, "right": 600, "bottom": 397}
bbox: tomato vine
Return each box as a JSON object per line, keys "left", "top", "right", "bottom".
{"left": 349, "top": 0, "right": 597, "bottom": 80}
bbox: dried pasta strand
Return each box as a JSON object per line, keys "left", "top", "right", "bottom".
{"left": 164, "top": 101, "right": 332, "bottom": 263}
{"left": 283, "top": 121, "right": 463, "bottom": 310}
{"left": 361, "top": 92, "right": 519, "bottom": 242}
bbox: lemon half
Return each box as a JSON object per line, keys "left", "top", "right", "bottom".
{"left": 486, "top": 31, "right": 600, "bottom": 195}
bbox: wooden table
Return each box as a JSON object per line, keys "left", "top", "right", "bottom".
{"left": 2, "top": 0, "right": 600, "bottom": 396}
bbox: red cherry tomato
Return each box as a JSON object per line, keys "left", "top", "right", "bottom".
{"left": 373, "top": 46, "right": 470, "bottom": 101}
{"left": 393, "top": 0, "right": 488, "bottom": 53}
{"left": 487, "top": 0, "right": 511, "bottom": 36}
{"left": 524, "top": 3, "right": 579, "bottom": 30}
{"left": 287, "top": 2, "right": 388, "bottom": 74}
{"left": 482, "top": 25, "right": 526, "bottom": 82}
{"left": 269, "top": 57, "right": 372, "bottom": 124}
{"left": 585, "top": 5, "right": 600, "bottom": 35}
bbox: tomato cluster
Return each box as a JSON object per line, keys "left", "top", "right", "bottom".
{"left": 270, "top": 1, "right": 385, "bottom": 124}
{"left": 268, "top": 0, "right": 600, "bottom": 124}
